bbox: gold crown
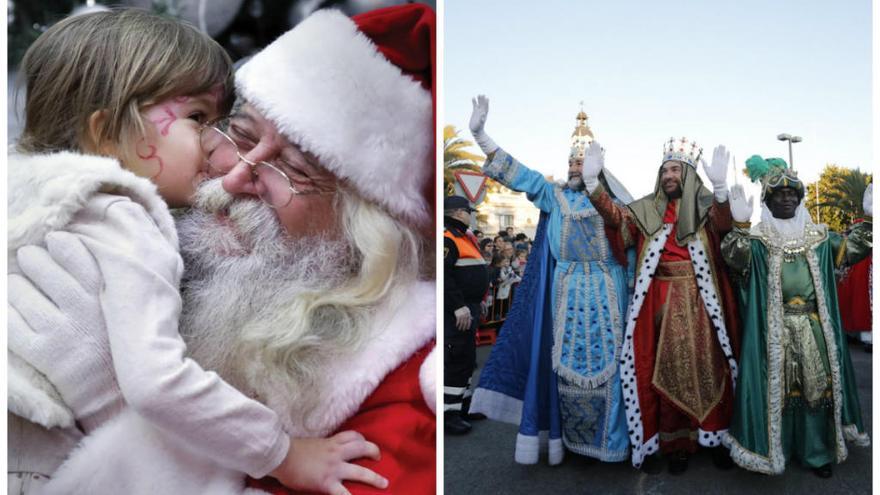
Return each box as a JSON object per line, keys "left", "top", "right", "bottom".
{"left": 662, "top": 137, "right": 702, "bottom": 168}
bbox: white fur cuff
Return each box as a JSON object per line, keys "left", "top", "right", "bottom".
{"left": 419, "top": 346, "right": 436, "bottom": 413}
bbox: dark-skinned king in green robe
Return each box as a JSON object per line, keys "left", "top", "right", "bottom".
{"left": 721, "top": 159, "right": 871, "bottom": 474}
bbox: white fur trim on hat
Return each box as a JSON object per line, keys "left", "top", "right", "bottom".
{"left": 236, "top": 9, "right": 432, "bottom": 228}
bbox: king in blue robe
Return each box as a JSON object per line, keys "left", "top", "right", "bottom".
{"left": 470, "top": 145, "right": 634, "bottom": 464}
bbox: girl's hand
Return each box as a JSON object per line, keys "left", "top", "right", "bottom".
{"left": 270, "top": 431, "right": 388, "bottom": 495}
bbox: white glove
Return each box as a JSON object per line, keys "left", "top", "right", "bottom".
{"left": 863, "top": 183, "right": 873, "bottom": 217}
{"left": 702, "top": 145, "right": 730, "bottom": 202}
{"left": 583, "top": 141, "right": 604, "bottom": 193}
{"left": 469, "top": 95, "right": 499, "bottom": 155}
{"left": 729, "top": 184, "right": 754, "bottom": 224}
{"left": 8, "top": 231, "right": 115, "bottom": 427}
{"left": 454, "top": 306, "right": 473, "bottom": 331}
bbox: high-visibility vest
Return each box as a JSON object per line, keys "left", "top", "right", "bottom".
{"left": 444, "top": 229, "right": 487, "bottom": 266}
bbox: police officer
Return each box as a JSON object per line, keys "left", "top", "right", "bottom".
{"left": 443, "top": 195, "right": 490, "bottom": 435}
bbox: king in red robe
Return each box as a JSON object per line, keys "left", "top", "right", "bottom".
{"left": 584, "top": 138, "right": 740, "bottom": 472}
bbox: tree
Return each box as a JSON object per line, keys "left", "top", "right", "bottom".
{"left": 443, "top": 125, "right": 485, "bottom": 196}
{"left": 804, "top": 165, "right": 871, "bottom": 232}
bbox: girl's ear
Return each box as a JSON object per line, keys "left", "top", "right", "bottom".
{"left": 84, "top": 109, "right": 118, "bottom": 157}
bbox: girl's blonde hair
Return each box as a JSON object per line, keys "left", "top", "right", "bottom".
{"left": 17, "top": 8, "right": 233, "bottom": 158}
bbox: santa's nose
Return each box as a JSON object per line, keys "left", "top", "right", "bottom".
{"left": 221, "top": 161, "right": 259, "bottom": 197}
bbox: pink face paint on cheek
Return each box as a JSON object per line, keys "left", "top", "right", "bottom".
{"left": 144, "top": 105, "right": 177, "bottom": 137}
{"left": 136, "top": 139, "right": 165, "bottom": 180}
{"left": 144, "top": 98, "right": 191, "bottom": 137}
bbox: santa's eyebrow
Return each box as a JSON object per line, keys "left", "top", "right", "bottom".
{"left": 228, "top": 111, "right": 256, "bottom": 124}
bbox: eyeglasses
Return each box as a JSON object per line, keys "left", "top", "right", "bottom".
{"left": 199, "top": 118, "right": 334, "bottom": 208}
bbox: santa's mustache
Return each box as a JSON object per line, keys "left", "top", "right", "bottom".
{"left": 184, "top": 178, "right": 288, "bottom": 257}
{"left": 191, "top": 177, "right": 234, "bottom": 213}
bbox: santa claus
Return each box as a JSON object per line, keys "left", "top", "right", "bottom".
{"left": 180, "top": 4, "right": 437, "bottom": 493}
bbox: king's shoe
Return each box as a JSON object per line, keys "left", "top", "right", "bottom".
{"left": 813, "top": 463, "right": 833, "bottom": 478}
{"left": 668, "top": 451, "right": 689, "bottom": 475}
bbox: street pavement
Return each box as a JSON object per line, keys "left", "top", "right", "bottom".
{"left": 444, "top": 340, "right": 872, "bottom": 495}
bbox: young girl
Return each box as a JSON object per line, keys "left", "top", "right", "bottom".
{"left": 512, "top": 248, "right": 528, "bottom": 277}
{"left": 491, "top": 253, "right": 521, "bottom": 301}
{"left": 8, "top": 9, "right": 384, "bottom": 495}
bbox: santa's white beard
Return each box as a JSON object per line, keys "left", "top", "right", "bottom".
{"left": 177, "top": 179, "right": 367, "bottom": 429}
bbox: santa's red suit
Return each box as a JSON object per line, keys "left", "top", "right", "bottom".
{"left": 250, "top": 345, "right": 436, "bottom": 494}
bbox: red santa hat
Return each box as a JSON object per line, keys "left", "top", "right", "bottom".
{"left": 235, "top": 4, "right": 435, "bottom": 231}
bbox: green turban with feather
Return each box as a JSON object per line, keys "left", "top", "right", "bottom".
{"left": 745, "top": 154, "right": 804, "bottom": 202}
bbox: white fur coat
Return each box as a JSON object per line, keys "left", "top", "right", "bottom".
{"left": 8, "top": 151, "right": 176, "bottom": 429}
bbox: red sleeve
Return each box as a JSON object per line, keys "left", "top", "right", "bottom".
{"left": 340, "top": 345, "right": 435, "bottom": 494}
{"left": 248, "top": 345, "right": 436, "bottom": 494}
{"left": 708, "top": 199, "right": 732, "bottom": 236}
{"left": 590, "top": 184, "right": 637, "bottom": 265}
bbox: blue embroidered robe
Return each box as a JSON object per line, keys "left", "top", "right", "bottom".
{"left": 470, "top": 148, "right": 630, "bottom": 463}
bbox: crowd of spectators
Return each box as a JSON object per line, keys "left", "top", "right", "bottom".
{"left": 473, "top": 227, "right": 532, "bottom": 325}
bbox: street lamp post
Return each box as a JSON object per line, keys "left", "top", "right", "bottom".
{"left": 776, "top": 133, "right": 802, "bottom": 168}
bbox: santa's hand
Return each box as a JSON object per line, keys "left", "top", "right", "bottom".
{"left": 454, "top": 306, "right": 472, "bottom": 331}
{"left": 863, "top": 183, "right": 873, "bottom": 217}
{"left": 729, "top": 184, "right": 753, "bottom": 224}
{"left": 270, "top": 431, "right": 387, "bottom": 495}
{"left": 8, "top": 232, "right": 113, "bottom": 419}
{"left": 469, "top": 95, "right": 499, "bottom": 155}
{"left": 703, "top": 145, "right": 730, "bottom": 201}
{"left": 583, "top": 141, "right": 604, "bottom": 193}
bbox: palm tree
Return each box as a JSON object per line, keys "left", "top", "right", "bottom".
{"left": 443, "top": 125, "right": 484, "bottom": 196}
{"left": 806, "top": 166, "right": 871, "bottom": 230}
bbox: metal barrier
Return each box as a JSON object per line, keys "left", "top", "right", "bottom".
{"left": 476, "top": 283, "right": 518, "bottom": 345}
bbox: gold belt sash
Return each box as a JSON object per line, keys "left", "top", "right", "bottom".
{"left": 782, "top": 298, "right": 829, "bottom": 407}
{"left": 652, "top": 261, "right": 727, "bottom": 422}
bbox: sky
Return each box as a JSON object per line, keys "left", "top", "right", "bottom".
{"left": 444, "top": 0, "right": 872, "bottom": 203}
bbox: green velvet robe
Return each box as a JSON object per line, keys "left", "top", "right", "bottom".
{"left": 721, "top": 220, "right": 871, "bottom": 474}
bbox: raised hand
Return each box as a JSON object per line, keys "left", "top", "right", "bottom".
{"left": 583, "top": 141, "right": 604, "bottom": 192}
{"left": 702, "top": 144, "right": 730, "bottom": 201}
{"left": 468, "top": 95, "right": 498, "bottom": 154}
{"left": 729, "top": 184, "right": 754, "bottom": 224}
{"left": 469, "top": 95, "right": 489, "bottom": 135}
